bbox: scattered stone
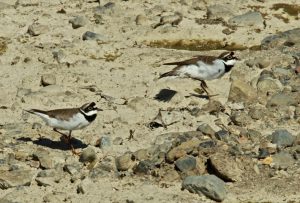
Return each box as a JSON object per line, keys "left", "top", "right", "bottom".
{"left": 272, "top": 152, "right": 294, "bottom": 169}
{"left": 0, "top": 170, "right": 36, "bottom": 189}
{"left": 199, "top": 140, "right": 216, "bottom": 148}
{"left": 257, "top": 77, "right": 283, "bottom": 95}
{"left": 52, "top": 49, "right": 66, "bottom": 63}
{"left": 175, "top": 156, "right": 197, "bottom": 173}
{"left": 69, "top": 16, "right": 88, "bottom": 29}
{"left": 97, "top": 136, "right": 111, "bottom": 149}
{"left": 166, "top": 138, "right": 201, "bottom": 162}
{"left": 133, "top": 160, "right": 155, "bottom": 175}
{"left": 153, "top": 12, "right": 182, "bottom": 29}
{"left": 271, "top": 129, "right": 295, "bottom": 148}
{"left": 215, "top": 130, "right": 229, "bottom": 141}
{"left": 267, "top": 93, "right": 298, "bottom": 107}
{"left": 133, "top": 149, "right": 150, "bottom": 161}
{"left": 113, "top": 137, "right": 123, "bottom": 145}
{"left": 229, "top": 11, "right": 264, "bottom": 28}
{"left": 207, "top": 4, "right": 234, "bottom": 19}
{"left": 201, "top": 100, "right": 224, "bottom": 115}
{"left": 35, "top": 177, "right": 54, "bottom": 187}
{"left": 33, "top": 149, "right": 55, "bottom": 169}
{"left": 115, "top": 153, "right": 135, "bottom": 171}
{"left": 182, "top": 175, "right": 226, "bottom": 202}
{"left": 248, "top": 106, "right": 267, "bottom": 120}
{"left": 135, "top": 14, "right": 148, "bottom": 25}
{"left": 230, "top": 111, "right": 251, "bottom": 127}
{"left": 258, "top": 148, "right": 270, "bottom": 159}
{"left": 261, "top": 28, "right": 300, "bottom": 49}
{"left": 196, "top": 123, "right": 215, "bottom": 137}
{"left": 63, "top": 163, "right": 81, "bottom": 175}
{"left": 228, "top": 79, "right": 257, "bottom": 103}
{"left": 77, "top": 177, "right": 93, "bottom": 194}
{"left": 27, "top": 23, "right": 49, "bottom": 36}
{"left": 80, "top": 146, "right": 97, "bottom": 163}
{"left": 208, "top": 153, "right": 242, "bottom": 182}
{"left": 82, "top": 31, "right": 106, "bottom": 41}
{"left": 94, "top": 2, "right": 115, "bottom": 15}
{"left": 41, "top": 74, "right": 56, "bottom": 86}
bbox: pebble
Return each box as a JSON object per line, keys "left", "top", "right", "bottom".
{"left": 115, "top": 153, "right": 135, "bottom": 171}
{"left": 69, "top": 16, "right": 88, "bottom": 29}
{"left": 135, "top": 14, "right": 148, "bottom": 25}
{"left": 267, "top": 93, "right": 298, "bottom": 107}
{"left": 97, "top": 136, "right": 111, "bottom": 149}
{"left": 175, "top": 155, "right": 197, "bottom": 173}
{"left": 215, "top": 130, "right": 229, "bottom": 141}
{"left": 112, "top": 137, "right": 123, "bottom": 145}
{"left": 79, "top": 146, "right": 97, "bottom": 163}
{"left": 133, "top": 149, "right": 150, "bottom": 161}
{"left": 271, "top": 129, "right": 295, "bottom": 148}
{"left": 82, "top": 31, "right": 106, "bottom": 41}
{"left": 229, "top": 11, "right": 264, "bottom": 28}
{"left": 228, "top": 79, "right": 257, "bottom": 103}
{"left": 208, "top": 153, "right": 242, "bottom": 182}
{"left": 94, "top": 2, "right": 115, "bottom": 15}
{"left": 230, "top": 111, "right": 251, "bottom": 127}
{"left": 182, "top": 175, "right": 226, "bottom": 202}
{"left": 0, "top": 170, "right": 36, "bottom": 189}
{"left": 261, "top": 28, "right": 300, "bottom": 49}
{"left": 153, "top": 12, "right": 182, "bottom": 29}
{"left": 272, "top": 152, "right": 294, "bottom": 169}
{"left": 52, "top": 49, "right": 66, "bottom": 63}
{"left": 63, "top": 163, "right": 81, "bottom": 175}
{"left": 201, "top": 100, "right": 224, "bottom": 115}
{"left": 33, "top": 149, "right": 55, "bottom": 169}
{"left": 27, "top": 23, "right": 49, "bottom": 36}
{"left": 133, "top": 160, "right": 155, "bottom": 175}
{"left": 41, "top": 74, "right": 56, "bottom": 86}
{"left": 35, "top": 177, "right": 54, "bottom": 187}
{"left": 77, "top": 177, "right": 93, "bottom": 194}
{"left": 257, "top": 77, "right": 283, "bottom": 95}
{"left": 196, "top": 123, "right": 215, "bottom": 137}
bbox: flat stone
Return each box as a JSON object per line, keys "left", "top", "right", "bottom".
{"left": 175, "top": 156, "right": 197, "bottom": 172}
{"left": 201, "top": 100, "right": 224, "bottom": 115}
{"left": 257, "top": 77, "right": 283, "bottom": 95}
{"left": 0, "top": 170, "right": 36, "bottom": 189}
{"left": 267, "top": 93, "right": 298, "bottom": 107}
{"left": 182, "top": 175, "right": 226, "bottom": 202}
{"left": 230, "top": 111, "right": 251, "bottom": 127}
{"left": 207, "top": 4, "right": 235, "bottom": 19}
{"left": 271, "top": 129, "right": 295, "bottom": 148}
{"left": 229, "top": 11, "right": 264, "bottom": 28}
{"left": 35, "top": 177, "right": 54, "bottom": 187}
{"left": 27, "top": 23, "right": 49, "bottom": 36}
{"left": 196, "top": 123, "right": 215, "bottom": 137}
{"left": 69, "top": 16, "right": 88, "bottom": 29}
{"left": 261, "top": 28, "right": 300, "bottom": 49}
{"left": 208, "top": 153, "right": 243, "bottom": 182}
{"left": 41, "top": 74, "right": 56, "bottom": 86}
{"left": 77, "top": 177, "right": 93, "bottom": 194}
{"left": 33, "top": 149, "right": 55, "bottom": 169}
{"left": 272, "top": 152, "right": 294, "bottom": 169}
{"left": 228, "top": 79, "right": 257, "bottom": 103}
{"left": 133, "top": 149, "right": 150, "bottom": 161}
{"left": 98, "top": 136, "right": 111, "bottom": 149}
{"left": 82, "top": 31, "right": 106, "bottom": 41}
{"left": 133, "top": 160, "right": 155, "bottom": 175}
{"left": 112, "top": 137, "right": 123, "bottom": 145}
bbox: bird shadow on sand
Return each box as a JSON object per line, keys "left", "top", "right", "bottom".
{"left": 17, "top": 136, "right": 88, "bottom": 151}
{"left": 154, "top": 89, "right": 177, "bottom": 102}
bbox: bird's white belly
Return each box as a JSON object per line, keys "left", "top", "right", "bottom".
{"left": 43, "top": 113, "right": 90, "bottom": 130}
{"left": 179, "top": 61, "right": 225, "bottom": 80}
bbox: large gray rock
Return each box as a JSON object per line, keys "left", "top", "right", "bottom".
{"left": 182, "top": 175, "right": 226, "bottom": 202}
{"left": 207, "top": 4, "right": 235, "bottom": 19}
{"left": 229, "top": 11, "right": 264, "bottom": 28}
{"left": 271, "top": 129, "right": 295, "bottom": 148}
{"left": 0, "top": 170, "right": 36, "bottom": 189}
{"left": 261, "top": 28, "right": 300, "bottom": 49}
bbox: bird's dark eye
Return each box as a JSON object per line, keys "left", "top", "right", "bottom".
{"left": 227, "top": 56, "right": 233, "bottom": 60}
{"left": 88, "top": 107, "right": 93, "bottom": 111}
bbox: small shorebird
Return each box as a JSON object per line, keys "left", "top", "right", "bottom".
{"left": 160, "top": 51, "right": 238, "bottom": 97}
{"left": 25, "top": 102, "right": 102, "bottom": 154}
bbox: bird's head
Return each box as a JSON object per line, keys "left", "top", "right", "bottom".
{"left": 80, "top": 102, "right": 102, "bottom": 116}
{"left": 219, "top": 51, "right": 239, "bottom": 66}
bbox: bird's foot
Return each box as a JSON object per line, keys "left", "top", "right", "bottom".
{"left": 71, "top": 144, "right": 81, "bottom": 156}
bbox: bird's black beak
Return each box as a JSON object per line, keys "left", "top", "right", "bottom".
{"left": 96, "top": 107, "right": 103, "bottom": 111}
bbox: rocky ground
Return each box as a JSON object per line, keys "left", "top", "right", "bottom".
{"left": 0, "top": 0, "right": 300, "bottom": 202}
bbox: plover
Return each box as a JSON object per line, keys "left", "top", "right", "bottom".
{"left": 159, "top": 51, "right": 238, "bottom": 97}
{"left": 25, "top": 102, "right": 102, "bottom": 154}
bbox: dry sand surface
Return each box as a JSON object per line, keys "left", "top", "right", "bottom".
{"left": 0, "top": 0, "right": 300, "bottom": 202}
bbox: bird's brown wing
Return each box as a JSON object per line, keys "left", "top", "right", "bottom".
{"left": 163, "top": 55, "right": 216, "bottom": 66}
{"left": 46, "top": 108, "right": 79, "bottom": 120}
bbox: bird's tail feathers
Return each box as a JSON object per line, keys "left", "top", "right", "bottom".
{"left": 159, "top": 71, "right": 177, "bottom": 79}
